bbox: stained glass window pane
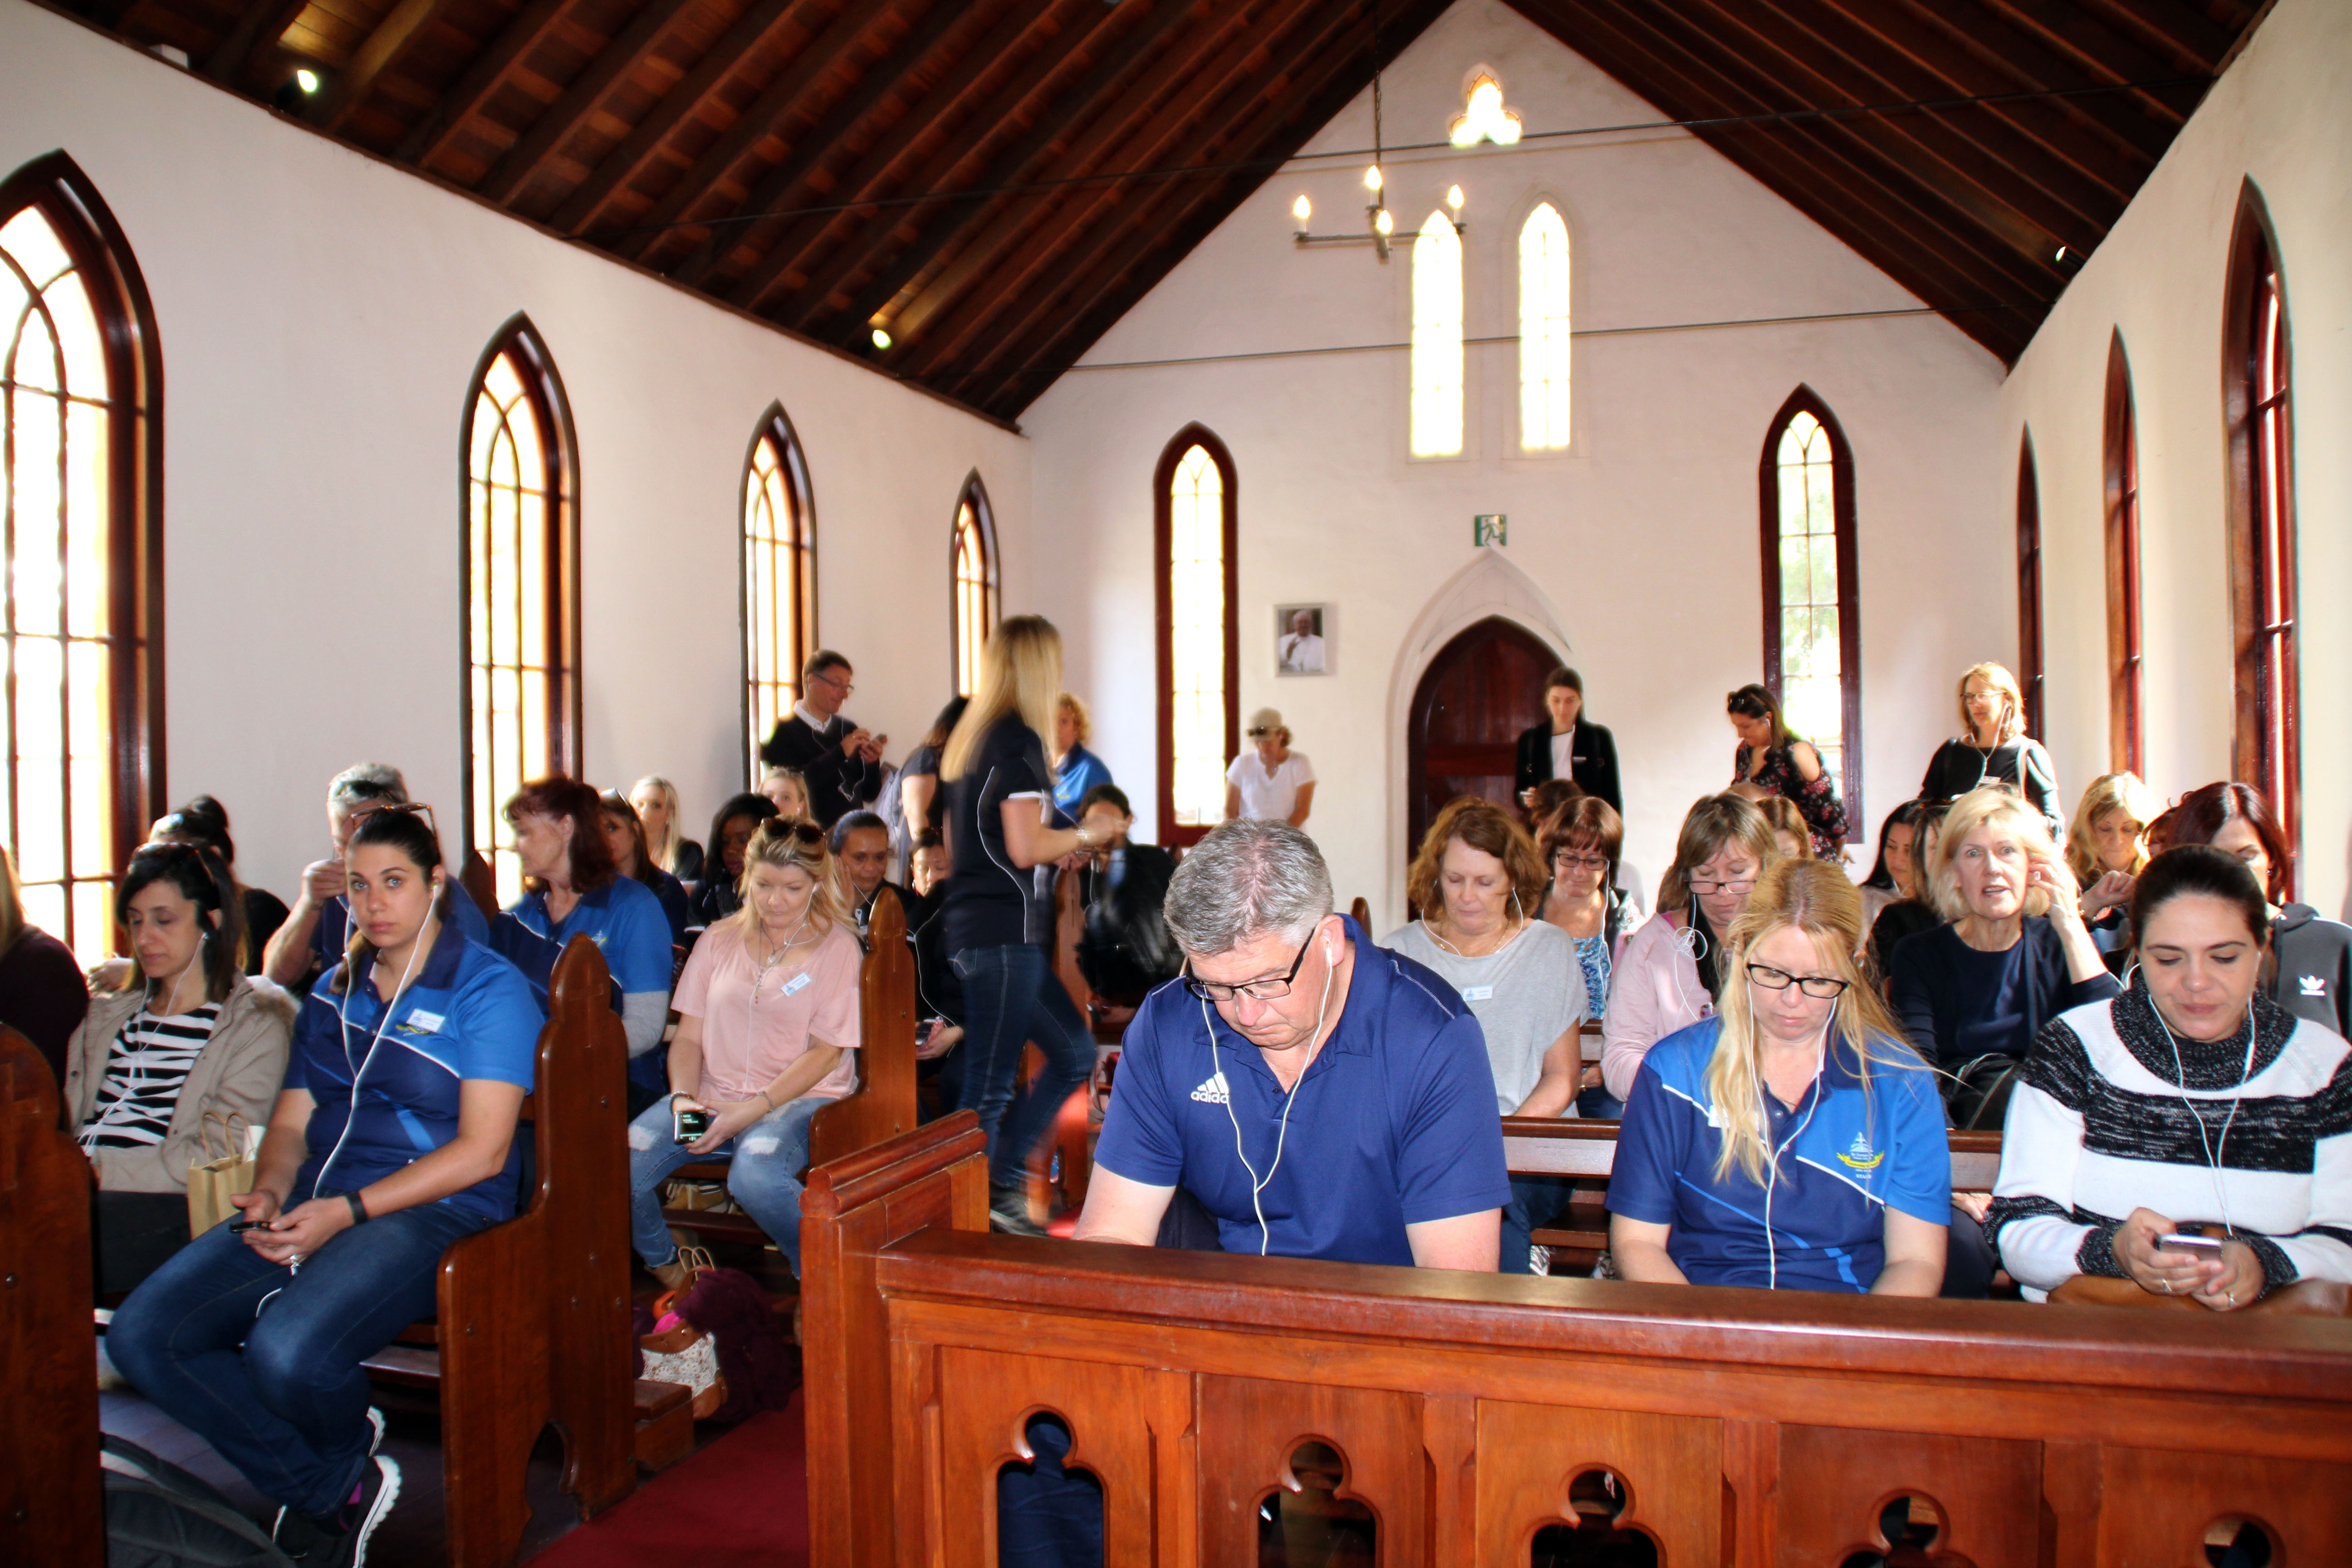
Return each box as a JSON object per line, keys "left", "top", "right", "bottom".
{"left": 1411, "top": 212, "right": 1463, "bottom": 457}
{"left": 1517, "top": 203, "right": 1570, "bottom": 451}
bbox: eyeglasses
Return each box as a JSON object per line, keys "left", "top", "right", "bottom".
{"left": 1686, "top": 875, "right": 1756, "bottom": 896}
{"left": 812, "top": 669, "right": 854, "bottom": 696}
{"left": 1182, "top": 940, "right": 1311, "bottom": 1003}
{"left": 1744, "top": 962, "right": 1851, "bottom": 1000}
{"left": 1552, "top": 852, "right": 1609, "bottom": 872}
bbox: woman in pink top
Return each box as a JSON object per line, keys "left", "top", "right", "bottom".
{"left": 626, "top": 820, "right": 862, "bottom": 1286}
{"left": 1600, "top": 795, "right": 1778, "bottom": 1107}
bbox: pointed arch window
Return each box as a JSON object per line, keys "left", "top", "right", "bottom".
{"left": 1154, "top": 428, "right": 1237, "bottom": 847}
{"left": 743, "top": 407, "right": 815, "bottom": 774}
{"left": 1759, "top": 389, "right": 1861, "bottom": 836}
{"left": 1, "top": 154, "right": 162, "bottom": 964}
{"left": 1410, "top": 211, "right": 1463, "bottom": 457}
{"left": 2225, "top": 187, "right": 2297, "bottom": 863}
{"left": 462, "top": 317, "right": 578, "bottom": 907}
{"left": 2017, "top": 431, "right": 2044, "bottom": 740}
{"left": 2102, "top": 333, "right": 2143, "bottom": 776}
{"left": 951, "top": 475, "right": 998, "bottom": 697}
{"left": 1517, "top": 202, "right": 1570, "bottom": 451}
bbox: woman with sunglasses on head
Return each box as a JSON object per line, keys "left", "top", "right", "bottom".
{"left": 1725, "top": 683, "right": 1847, "bottom": 859}
{"left": 1537, "top": 796, "right": 1629, "bottom": 1116}
{"left": 624, "top": 819, "right": 862, "bottom": 1289}
{"left": 1601, "top": 795, "right": 1779, "bottom": 1106}
{"left": 1609, "top": 859, "right": 1949, "bottom": 1295}
{"left": 108, "top": 806, "right": 540, "bottom": 1565}
{"left": 1986, "top": 846, "right": 2352, "bottom": 1308}
{"left": 1225, "top": 708, "right": 1315, "bottom": 827}
{"left": 68, "top": 842, "right": 292, "bottom": 1295}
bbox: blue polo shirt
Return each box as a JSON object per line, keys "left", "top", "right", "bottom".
{"left": 311, "top": 884, "right": 489, "bottom": 974}
{"left": 1607, "top": 1017, "right": 1950, "bottom": 1293}
{"left": 285, "top": 923, "right": 542, "bottom": 1224}
{"left": 1093, "top": 918, "right": 1511, "bottom": 1266}
{"left": 488, "top": 877, "right": 675, "bottom": 1089}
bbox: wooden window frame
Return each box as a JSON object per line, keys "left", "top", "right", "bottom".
{"left": 1757, "top": 386, "right": 1863, "bottom": 842}
{"left": 740, "top": 403, "right": 817, "bottom": 782}
{"left": 1152, "top": 425, "right": 1240, "bottom": 848}
{"left": 950, "top": 472, "right": 999, "bottom": 697}
{"left": 2016, "top": 430, "right": 2044, "bottom": 741}
{"left": 0, "top": 151, "right": 164, "bottom": 957}
{"left": 2102, "top": 332, "right": 2144, "bottom": 777}
{"left": 458, "top": 313, "right": 580, "bottom": 882}
{"left": 2223, "top": 182, "right": 2298, "bottom": 873}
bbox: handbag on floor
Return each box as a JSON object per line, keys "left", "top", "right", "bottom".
{"left": 184, "top": 1112, "right": 257, "bottom": 1237}
{"left": 101, "top": 1433, "right": 295, "bottom": 1568}
{"left": 639, "top": 1246, "right": 729, "bottom": 1420}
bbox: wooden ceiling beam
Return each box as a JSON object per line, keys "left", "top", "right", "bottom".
{"left": 607, "top": 0, "right": 904, "bottom": 264}
{"left": 907, "top": 0, "right": 1328, "bottom": 374}
{"left": 666, "top": 0, "right": 982, "bottom": 289}
{"left": 1967, "top": 0, "right": 2221, "bottom": 105}
{"left": 476, "top": 0, "right": 700, "bottom": 206}
{"left": 792, "top": 0, "right": 1203, "bottom": 337}
{"left": 695, "top": 0, "right": 1072, "bottom": 305}
{"left": 199, "top": 0, "right": 312, "bottom": 89}
{"left": 2069, "top": 0, "right": 2249, "bottom": 70}
{"left": 548, "top": 0, "right": 808, "bottom": 236}
{"left": 318, "top": 0, "right": 457, "bottom": 135}
{"left": 392, "top": 0, "right": 578, "bottom": 168}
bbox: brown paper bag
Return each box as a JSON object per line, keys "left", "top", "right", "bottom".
{"left": 185, "top": 1110, "right": 255, "bottom": 1235}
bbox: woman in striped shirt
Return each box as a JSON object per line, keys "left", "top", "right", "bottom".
{"left": 1987, "top": 845, "right": 2352, "bottom": 1308}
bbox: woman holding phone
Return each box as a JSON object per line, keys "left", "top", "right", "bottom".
{"left": 1986, "top": 846, "right": 2352, "bottom": 1308}
{"left": 623, "top": 819, "right": 862, "bottom": 1288}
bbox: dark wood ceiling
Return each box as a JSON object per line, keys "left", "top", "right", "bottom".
{"left": 54, "top": 0, "right": 2267, "bottom": 420}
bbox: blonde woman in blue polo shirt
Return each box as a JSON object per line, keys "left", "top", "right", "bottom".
{"left": 1608, "top": 859, "right": 1949, "bottom": 1295}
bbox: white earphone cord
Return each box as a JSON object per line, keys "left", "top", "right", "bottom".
{"left": 1202, "top": 932, "right": 1339, "bottom": 1257}
{"left": 2153, "top": 996, "right": 2258, "bottom": 1236}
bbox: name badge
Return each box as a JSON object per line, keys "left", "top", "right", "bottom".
{"left": 1460, "top": 985, "right": 1494, "bottom": 1002}
{"left": 405, "top": 1010, "right": 446, "bottom": 1034}
{"left": 781, "top": 972, "right": 813, "bottom": 998}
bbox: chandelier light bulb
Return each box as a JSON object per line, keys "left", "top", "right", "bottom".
{"left": 1447, "top": 184, "right": 1465, "bottom": 213}
{"left": 294, "top": 68, "right": 320, "bottom": 93}
{"left": 1363, "top": 164, "right": 1383, "bottom": 193}
{"left": 1293, "top": 194, "right": 1312, "bottom": 225}
{"left": 870, "top": 326, "right": 893, "bottom": 350}
{"left": 1374, "top": 207, "right": 1394, "bottom": 236}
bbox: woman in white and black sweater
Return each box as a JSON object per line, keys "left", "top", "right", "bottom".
{"left": 1986, "top": 845, "right": 2352, "bottom": 1309}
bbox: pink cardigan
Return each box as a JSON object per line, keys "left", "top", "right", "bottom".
{"left": 1600, "top": 908, "right": 1715, "bottom": 1102}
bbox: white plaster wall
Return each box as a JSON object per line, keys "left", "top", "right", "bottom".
{"left": 0, "top": 0, "right": 1029, "bottom": 902}
{"left": 1024, "top": 0, "right": 2006, "bottom": 925}
{"left": 1997, "top": 0, "right": 2352, "bottom": 916}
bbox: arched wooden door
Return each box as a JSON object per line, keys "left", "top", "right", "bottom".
{"left": 1406, "top": 617, "right": 1557, "bottom": 871}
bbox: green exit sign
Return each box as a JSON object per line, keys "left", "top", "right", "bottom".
{"left": 1473, "top": 514, "right": 1508, "bottom": 546}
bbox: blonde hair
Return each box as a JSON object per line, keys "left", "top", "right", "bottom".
{"left": 1057, "top": 692, "right": 1092, "bottom": 749}
{"left": 1406, "top": 798, "right": 1548, "bottom": 926}
{"left": 0, "top": 843, "right": 23, "bottom": 957}
{"left": 2066, "top": 772, "right": 2159, "bottom": 886}
{"left": 1704, "top": 859, "right": 1913, "bottom": 1185}
{"left": 1659, "top": 794, "right": 1779, "bottom": 915}
{"left": 1752, "top": 797, "right": 1814, "bottom": 860}
{"left": 943, "top": 615, "right": 1063, "bottom": 782}
{"left": 1930, "top": 786, "right": 2058, "bottom": 922}
{"left": 631, "top": 776, "right": 686, "bottom": 874}
{"left": 1957, "top": 662, "right": 2026, "bottom": 745}
{"left": 722, "top": 818, "right": 846, "bottom": 947}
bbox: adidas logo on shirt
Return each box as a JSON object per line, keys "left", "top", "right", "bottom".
{"left": 2302, "top": 975, "right": 2328, "bottom": 998}
{"left": 1191, "top": 1072, "right": 1230, "bottom": 1105}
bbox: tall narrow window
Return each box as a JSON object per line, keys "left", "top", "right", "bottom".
{"left": 2016, "top": 431, "right": 2044, "bottom": 740}
{"left": 2102, "top": 333, "right": 2143, "bottom": 776}
{"left": 462, "top": 316, "right": 578, "bottom": 907}
{"left": 2225, "top": 186, "right": 2297, "bottom": 864}
{"left": 1154, "top": 427, "right": 1238, "bottom": 847}
{"left": 1517, "top": 202, "right": 1570, "bottom": 451}
{"left": 951, "top": 475, "right": 998, "bottom": 697}
{"left": 1410, "top": 211, "right": 1463, "bottom": 457}
{"left": 1759, "top": 388, "right": 1861, "bottom": 837}
{"left": 743, "top": 406, "right": 815, "bottom": 774}
{"left": 1, "top": 154, "right": 162, "bottom": 964}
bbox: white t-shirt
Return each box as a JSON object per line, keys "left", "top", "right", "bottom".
{"left": 1549, "top": 730, "right": 1573, "bottom": 780}
{"left": 1226, "top": 750, "right": 1315, "bottom": 821}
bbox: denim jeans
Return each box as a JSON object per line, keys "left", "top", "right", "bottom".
{"left": 1501, "top": 1176, "right": 1573, "bottom": 1275}
{"left": 952, "top": 943, "right": 1095, "bottom": 1188}
{"left": 626, "top": 1094, "right": 825, "bottom": 1272}
{"left": 106, "top": 1187, "right": 488, "bottom": 1517}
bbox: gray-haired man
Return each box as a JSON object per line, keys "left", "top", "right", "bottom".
{"left": 1076, "top": 820, "right": 1508, "bottom": 1269}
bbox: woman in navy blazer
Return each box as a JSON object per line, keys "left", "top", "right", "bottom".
{"left": 1514, "top": 666, "right": 1622, "bottom": 817}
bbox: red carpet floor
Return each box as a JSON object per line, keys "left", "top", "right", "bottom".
{"left": 531, "top": 1391, "right": 809, "bottom": 1567}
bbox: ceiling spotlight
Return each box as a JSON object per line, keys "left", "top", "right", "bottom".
{"left": 294, "top": 68, "right": 319, "bottom": 93}
{"left": 2053, "top": 245, "right": 2069, "bottom": 263}
{"left": 870, "top": 326, "right": 893, "bottom": 350}
{"left": 1373, "top": 208, "right": 1394, "bottom": 237}
{"left": 1292, "top": 194, "right": 1312, "bottom": 225}
{"left": 1446, "top": 185, "right": 1464, "bottom": 213}
{"left": 1363, "top": 165, "right": 1383, "bottom": 194}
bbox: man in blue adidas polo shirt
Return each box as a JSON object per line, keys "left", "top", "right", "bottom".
{"left": 1078, "top": 819, "right": 1509, "bottom": 1269}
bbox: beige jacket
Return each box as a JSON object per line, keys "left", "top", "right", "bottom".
{"left": 64, "top": 972, "right": 295, "bottom": 1193}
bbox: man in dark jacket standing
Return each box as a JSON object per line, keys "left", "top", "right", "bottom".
{"left": 1513, "top": 666, "right": 1622, "bottom": 817}
{"left": 759, "top": 650, "right": 885, "bottom": 828}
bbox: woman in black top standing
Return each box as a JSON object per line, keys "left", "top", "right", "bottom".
{"left": 1918, "top": 662, "right": 2062, "bottom": 837}
{"left": 939, "top": 616, "right": 1106, "bottom": 1236}
{"left": 1514, "top": 666, "right": 1622, "bottom": 816}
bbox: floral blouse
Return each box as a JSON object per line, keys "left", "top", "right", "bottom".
{"left": 1735, "top": 742, "right": 1849, "bottom": 857}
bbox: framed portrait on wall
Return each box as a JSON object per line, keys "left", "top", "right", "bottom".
{"left": 1275, "top": 604, "right": 1331, "bottom": 677}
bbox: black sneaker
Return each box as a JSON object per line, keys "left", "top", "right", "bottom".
{"left": 989, "top": 1184, "right": 1047, "bottom": 1238}
{"left": 270, "top": 1408, "right": 385, "bottom": 1557}
{"left": 319, "top": 1455, "right": 401, "bottom": 1568}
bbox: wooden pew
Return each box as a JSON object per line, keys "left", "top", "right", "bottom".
{"left": 360, "top": 935, "right": 637, "bottom": 1568}
{"left": 660, "top": 890, "right": 917, "bottom": 1248}
{"left": 803, "top": 1116, "right": 2352, "bottom": 1568}
{"left": 0, "top": 1023, "right": 102, "bottom": 1566}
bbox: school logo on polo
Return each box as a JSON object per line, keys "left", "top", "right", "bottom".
{"left": 1191, "top": 1072, "right": 1230, "bottom": 1105}
{"left": 1837, "top": 1131, "right": 1883, "bottom": 1171}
